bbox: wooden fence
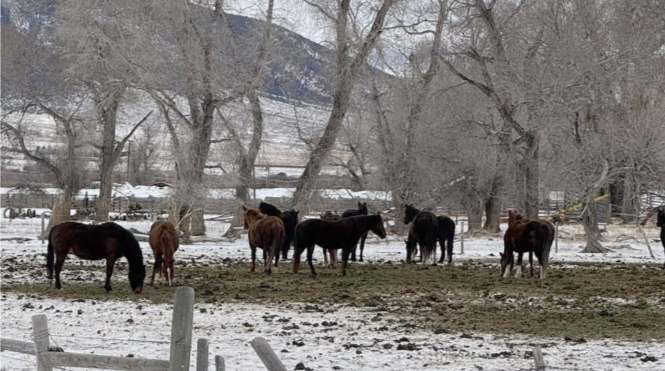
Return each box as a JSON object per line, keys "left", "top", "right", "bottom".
{"left": 0, "top": 287, "right": 292, "bottom": 371}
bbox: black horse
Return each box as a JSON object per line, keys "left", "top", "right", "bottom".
{"left": 293, "top": 214, "right": 386, "bottom": 276}
{"left": 342, "top": 202, "right": 369, "bottom": 262}
{"left": 258, "top": 201, "right": 299, "bottom": 260}
{"left": 404, "top": 204, "right": 456, "bottom": 264}
{"left": 658, "top": 209, "right": 665, "bottom": 269}
{"left": 47, "top": 222, "right": 146, "bottom": 293}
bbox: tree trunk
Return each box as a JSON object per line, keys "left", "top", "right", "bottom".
{"left": 620, "top": 166, "right": 637, "bottom": 223}
{"left": 467, "top": 206, "right": 483, "bottom": 231}
{"left": 580, "top": 191, "right": 611, "bottom": 253}
{"left": 483, "top": 192, "right": 501, "bottom": 232}
{"left": 523, "top": 132, "right": 540, "bottom": 220}
{"left": 44, "top": 186, "right": 73, "bottom": 238}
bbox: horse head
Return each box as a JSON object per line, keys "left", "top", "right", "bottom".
{"left": 404, "top": 204, "right": 419, "bottom": 224}
{"left": 370, "top": 213, "right": 387, "bottom": 239}
{"left": 129, "top": 264, "right": 146, "bottom": 294}
{"left": 507, "top": 209, "right": 524, "bottom": 227}
{"left": 498, "top": 252, "right": 512, "bottom": 278}
{"left": 243, "top": 207, "right": 263, "bottom": 229}
{"left": 358, "top": 202, "right": 368, "bottom": 215}
{"left": 657, "top": 209, "right": 665, "bottom": 228}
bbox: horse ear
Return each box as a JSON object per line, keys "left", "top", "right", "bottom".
{"left": 242, "top": 205, "right": 247, "bottom": 211}
{"left": 499, "top": 252, "right": 504, "bottom": 258}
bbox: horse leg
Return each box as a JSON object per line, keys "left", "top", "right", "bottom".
{"left": 281, "top": 240, "right": 289, "bottom": 261}
{"left": 447, "top": 236, "right": 454, "bottom": 264}
{"left": 263, "top": 249, "right": 268, "bottom": 272}
{"left": 502, "top": 253, "right": 513, "bottom": 278}
{"left": 438, "top": 236, "right": 445, "bottom": 264}
{"left": 54, "top": 253, "right": 67, "bottom": 290}
{"left": 323, "top": 247, "right": 329, "bottom": 266}
{"left": 306, "top": 245, "right": 317, "bottom": 276}
{"left": 529, "top": 252, "right": 534, "bottom": 278}
{"left": 250, "top": 245, "right": 257, "bottom": 273}
{"left": 431, "top": 241, "right": 438, "bottom": 266}
{"left": 515, "top": 253, "right": 523, "bottom": 278}
{"left": 350, "top": 243, "right": 357, "bottom": 262}
{"left": 359, "top": 232, "right": 367, "bottom": 262}
{"left": 150, "top": 252, "right": 161, "bottom": 286}
{"left": 104, "top": 257, "right": 116, "bottom": 292}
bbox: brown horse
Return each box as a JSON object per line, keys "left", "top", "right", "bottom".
{"left": 148, "top": 221, "right": 179, "bottom": 286}
{"left": 243, "top": 206, "right": 285, "bottom": 274}
{"left": 501, "top": 210, "right": 555, "bottom": 279}
{"left": 320, "top": 211, "right": 342, "bottom": 267}
{"left": 47, "top": 222, "right": 146, "bottom": 293}
{"left": 293, "top": 214, "right": 387, "bottom": 276}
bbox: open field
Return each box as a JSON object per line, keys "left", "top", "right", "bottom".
{"left": 2, "top": 216, "right": 664, "bottom": 370}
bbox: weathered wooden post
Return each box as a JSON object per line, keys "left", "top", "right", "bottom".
{"left": 41, "top": 212, "right": 47, "bottom": 244}
{"left": 32, "top": 314, "right": 53, "bottom": 371}
{"left": 250, "top": 337, "right": 287, "bottom": 371}
{"left": 215, "top": 355, "right": 226, "bottom": 371}
{"left": 169, "top": 287, "right": 195, "bottom": 371}
{"left": 460, "top": 221, "right": 464, "bottom": 255}
{"left": 196, "top": 339, "right": 209, "bottom": 371}
{"left": 533, "top": 346, "right": 546, "bottom": 370}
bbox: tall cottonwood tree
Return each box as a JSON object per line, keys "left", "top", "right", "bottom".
{"left": 291, "top": 0, "right": 396, "bottom": 210}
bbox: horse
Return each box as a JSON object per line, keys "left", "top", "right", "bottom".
{"left": 403, "top": 204, "right": 439, "bottom": 265}
{"left": 258, "top": 201, "right": 298, "bottom": 260}
{"left": 658, "top": 209, "right": 665, "bottom": 269}
{"left": 320, "top": 211, "right": 342, "bottom": 266}
{"left": 342, "top": 202, "right": 369, "bottom": 262}
{"left": 243, "top": 206, "right": 285, "bottom": 274}
{"left": 47, "top": 222, "right": 146, "bottom": 293}
{"left": 404, "top": 204, "right": 456, "bottom": 264}
{"left": 293, "top": 214, "right": 387, "bottom": 276}
{"left": 500, "top": 209, "right": 555, "bottom": 279}
{"left": 148, "top": 220, "right": 179, "bottom": 286}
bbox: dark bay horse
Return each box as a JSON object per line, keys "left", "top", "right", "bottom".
{"left": 403, "top": 205, "right": 438, "bottom": 265}
{"left": 501, "top": 210, "right": 555, "bottom": 279}
{"left": 404, "top": 204, "right": 456, "bottom": 264}
{"left": 293, "top": 214, "right": 386, "bottom": 276}
{"left": 658, "top": 209, "right": 665, "bottom": 269}
{"left": 148, "top": 221, "right": 179, "bottom": 286}
{"left": 320, "top": 211, "right": 342, "bottom": 266}
{"left": 47, "top": 222, "right": 146, "bottom": 293}
{"left": 258, "top": 201, "right": 298, "bottom": 260}
{"left": 244, "top": 206, "right": 285, "bottom": 274}
{"left": 342, "top": 202, "right": 369, "bottom": 262}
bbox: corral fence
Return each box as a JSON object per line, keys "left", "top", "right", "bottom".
{"left": 0, "top": 287, "right": 293, "bottom": 371}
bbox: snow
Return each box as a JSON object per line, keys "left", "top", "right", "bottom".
{"left": 2, "top": 216, "right": 664, "bottom": 370}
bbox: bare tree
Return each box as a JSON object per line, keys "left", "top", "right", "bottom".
{"left": 291, "top": 0, "right": 396, "bottom": 210}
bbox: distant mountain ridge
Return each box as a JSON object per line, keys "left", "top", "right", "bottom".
{"left": 0, "top": 2, "right": 342, "bottom": 105}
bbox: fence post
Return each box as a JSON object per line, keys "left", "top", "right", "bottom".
{"left": 215, "top": 355, "right": 226, "bottom": 371}
{"left": 169, "top": 287, "right": 195, "bottom": 371}
{"left": 533, "top": 346, "right": 546, "bottom": 370}
{"left": 196, "top": 339, "right": 209, "bottom": 371}
{"left": 32, "top": 314, "right": 53, "bottom": 371}
{"left": 460, "top": 221, "right": 464, "bottom": 255}
{"left": 250, "top": 337, "right": 287, "bottom": 371}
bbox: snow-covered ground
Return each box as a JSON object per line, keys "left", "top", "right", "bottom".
{"left": 2, "top": 215, "right": 664, "bottom": 370}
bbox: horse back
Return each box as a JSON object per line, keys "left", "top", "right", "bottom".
{"left": 50, "top": 222, "right": 129, "bottom": 260}
{"left": 342, "top": 209, "right": 364, "bottom": 218}
{"left": 249, "top": 216, "right": 285, "bottom": 248}
{"left": 296, "top": 217, "right": 363, "bottom": 249}
{"left": 149, "top": 221, "right": 179, "bottom": 254}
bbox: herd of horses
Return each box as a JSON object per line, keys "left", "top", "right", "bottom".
{"left": 45, "top": 202, "right": 665, "bottom": 293}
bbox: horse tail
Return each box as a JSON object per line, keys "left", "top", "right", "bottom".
{"left": 540, "top": 222, "right": 555, "bottom": 279}
{"left": 46, "top": 226, "right": 56, "bottom": 280}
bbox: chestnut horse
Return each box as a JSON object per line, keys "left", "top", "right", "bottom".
{"left": 342, "top": 202, "right": 369, "bottom": 262}
{"left": 501, "top": 210, "right": 555, "bottom": 279}
{"left": 47, "top": 222, "right": 145, "bottom": 293}
{"left": 320, "top": 211, "right": 342, "bottom": 267}
{"left": 148, "top": 221, "right": 179, "bottom": 286}
{"left": 293, "top": 214, "right": 386, "bottom": 276}
{"left": 258, "top": 202, "right": 299, "bottom": 260}
{"left": 243, "top": 206, "right": 285, "bottom": 274}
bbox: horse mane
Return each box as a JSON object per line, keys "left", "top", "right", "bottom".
{"left": 106, "top": 223, "right": 143, "bottom": 267}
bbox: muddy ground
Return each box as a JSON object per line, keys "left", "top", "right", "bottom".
{"left": 3, "top": 254, "right": 665, "bottom": 342}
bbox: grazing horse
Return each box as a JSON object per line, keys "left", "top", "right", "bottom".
{"left": 243, "top": 206, "right": 285, "bottom": 274}
{"left": 258, "top": 202, "right": 299, "bottom": 260}
{"left": 148, "top": 221, "right": 179, "bottom": 286}
{"left": 47, "top": 222, "right": 145, "bottom": 293}
{"left": 403, "top": 205, "right": 439, "bottom": 265}
{"left": 320, "top": 211, "right": 342, "bottom": 266}
{"left": 294, "top": 214, "right": 387, "bottom": 276}
{"left": 342, "top": 202, "right": 369, "bottom": 262}
{"left": 658, "top": 209, "right": 665, "bottom": 269}
{"left": 404, "top": 204, "right": 456, "bottom": 264}
{"left": 500, "top": 210, "right": 555, "bottom": 279}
